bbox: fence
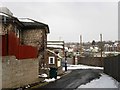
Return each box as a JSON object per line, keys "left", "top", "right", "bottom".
{"left": 77, "top": 56, "right": 104, "bottom": 67}
{"left": 76, "top": 55, "right": 120, "bottom": 82}
{"left": 104, "top": 55, "right": 120, "bottom": 82}
{"left": 2, "top": 31, "right": 38, "bottom": 59}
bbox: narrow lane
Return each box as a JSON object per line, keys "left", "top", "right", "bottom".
{"left": 39, "top": 69, "right": 103, "bottom": 90}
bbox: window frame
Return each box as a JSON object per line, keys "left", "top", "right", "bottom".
{"left": 49, "top": 56, "right": 55, "bottom": 64}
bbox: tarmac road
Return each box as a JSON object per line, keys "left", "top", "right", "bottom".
{"left": 39, "top": 69, "right": 103, "bottom": 90}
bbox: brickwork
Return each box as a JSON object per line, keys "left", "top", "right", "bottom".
{"left": 2, "top": 56, "right": 39, "bottom": 88}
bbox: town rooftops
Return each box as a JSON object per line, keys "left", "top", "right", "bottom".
{"left": 19, "top": 18, "right": 50, "bottom": 33}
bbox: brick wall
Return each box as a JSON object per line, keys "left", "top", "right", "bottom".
{"left": 2, "top": 56, "right": 39, "bottom": 88}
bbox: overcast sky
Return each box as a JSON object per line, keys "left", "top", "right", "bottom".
{"left": 1, "top": 1, "right": 118, "bottom": 42}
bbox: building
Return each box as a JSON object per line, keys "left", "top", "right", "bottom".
{"left": 0, "top": 7, "right": 39, "bottom": 88}
{"left": 0, "top": 7, "right": 50, "bottom": 88}
{"left": 46, "top": 49, "right": 63, "bottom": 75}
{"left": 19, "top": 18, "right": 50, "bottom": 73}
{"left": 47, "top": 40, "right": 65, "bottom": 57}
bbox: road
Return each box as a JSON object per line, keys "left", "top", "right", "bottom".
{"left": 39, "top": 69, "right": 103, "bottom": 90}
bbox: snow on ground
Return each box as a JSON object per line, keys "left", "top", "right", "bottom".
{"left": 44, "top": 78, "right": 56, "bottom": 82}
{"left": 63, "top": 64, "right": 119, "bottom": 88}
{"left": 63, "top": 64, "right": 103, "bottom": 71}
{"left": 78, "top": 73, "right": 119, "bottom": 88}
{"left": 44, "top": 76, "right": 61, "bottom": 83}
{"left": 38, "top": 73, "right": 48, "bottom": 78}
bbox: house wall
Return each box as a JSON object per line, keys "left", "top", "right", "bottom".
{"left": 2, "top": 56, "right": 39, "bottom": 88}
{"left": 22, "top": 29, "right": 47, "bottom": 70}
{"left": 1, "top": 23, "right": 38, "bottom": 59}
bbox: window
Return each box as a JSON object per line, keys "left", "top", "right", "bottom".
{"left": 49, "top": 57, "right": 55, "bottom": 64}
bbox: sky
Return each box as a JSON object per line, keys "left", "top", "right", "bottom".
{"left": 0, "top": 0, "right": 119, "bottom": 42}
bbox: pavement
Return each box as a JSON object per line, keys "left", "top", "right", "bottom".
{"left": 19, "top": 70, "right": 71, "bottom": 90}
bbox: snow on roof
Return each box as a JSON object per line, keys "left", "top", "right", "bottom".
{"left": 47, "top": 42, "right": 64, "bottom": 45}
{"left": 0, "top": 7, "right": 13, "bottom": 16}
{"left": 47, "top": 49, "right": 62, "bottom": 59}
{"left": 18, "top": 18, "right": 34, "bottom": 22}
{"left": 47, "top": 45, "right": 63, "bottom": 49}
{"left": 0, "top": 12, "right": 10, "bottom": 17}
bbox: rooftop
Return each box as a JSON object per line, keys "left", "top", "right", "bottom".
{"left": 19, "top": 18, "right": 50, "bottom": 33}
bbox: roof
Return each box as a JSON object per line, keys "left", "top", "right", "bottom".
{"left": 0, "top": 12, "right": 23, "bottom": 27}
{"left": 19, "top": 18, "right": 50, "bottom": 33}
{"left": 47, "top": 49, "right": 62, "bottom": 59}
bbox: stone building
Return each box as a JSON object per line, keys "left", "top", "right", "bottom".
{"left": 19, "top": 18, "right": 50, "bottom": 72}
{"left": 1, "top": 8, "right": 39, "bottom": 88}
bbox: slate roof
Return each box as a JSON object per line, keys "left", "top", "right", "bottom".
{"left": 19, "top": 18, "right": 50, "bottom": 33}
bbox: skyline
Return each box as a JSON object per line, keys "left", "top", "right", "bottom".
{"left": 1, "top": 1, "right": 118, "bottom": 42}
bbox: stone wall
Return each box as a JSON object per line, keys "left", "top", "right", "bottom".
{"left": 22, "top": 29, "right": 43, "bottom": 49}
{"left": 22, "top": 29, "right": 47, "bottom": 70}
{"left": 2, "top": 56, "right": 39, "bottom": 88}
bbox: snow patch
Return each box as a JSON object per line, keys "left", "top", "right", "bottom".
{"left": 63, "top": 64, "right": 103, "bottom": 71}
{"left": 57, "top": 76, "right": 61, "bottom": 79}
{"left": 38, "top": 74, "right": 48, "bottom": 78}
{"left": 44, "top": 78, "right": 56, "bottom": 82}
{"left": 44, "top": 76, "right": 61, "bottom": 82}
{"left": 78, "top": 73, "right": 119, "bottom": 88}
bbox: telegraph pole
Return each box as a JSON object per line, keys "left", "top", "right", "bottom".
{"left": 100, "top": 34, "right": 103, "bottom": 60}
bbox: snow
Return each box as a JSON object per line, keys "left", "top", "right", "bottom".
{"left": 57, "top": 76, "right": 61, "bottom": 79}
{"left": 18, "top": 18, "right": 34, "bottom": 22}
{"left": 47, "top": 45, "right": 63, "bottom": 49}
{"left": 44, "top": 78, "right": 56, "bottom": 82}
{"left": 38, "top": 74, "right": 48, "bottom": 78}
{"left": 62, "top": 64, "right": 119, "bottom": 88}
{"left": 44, "top": 76, "right": 61, "bottom": 82}
{"left": 78, "top": 73, "right": 119, "bottom": 88}
{"left": 47, "top": 42, "right": 64, "bottom": 45}
{"left": 63, "top": 64, "right": 103, "bottom": 71}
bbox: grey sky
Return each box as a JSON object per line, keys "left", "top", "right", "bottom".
{"left": 1, "top": 1, "right": 118, "bottom": 42}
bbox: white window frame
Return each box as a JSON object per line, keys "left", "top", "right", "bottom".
{"left": 49, "top": 56, "right": 55, "bottom": 64}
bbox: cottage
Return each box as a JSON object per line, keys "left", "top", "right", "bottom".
{"left": 46, "top": 49, "right": 63, "bottom": 75}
